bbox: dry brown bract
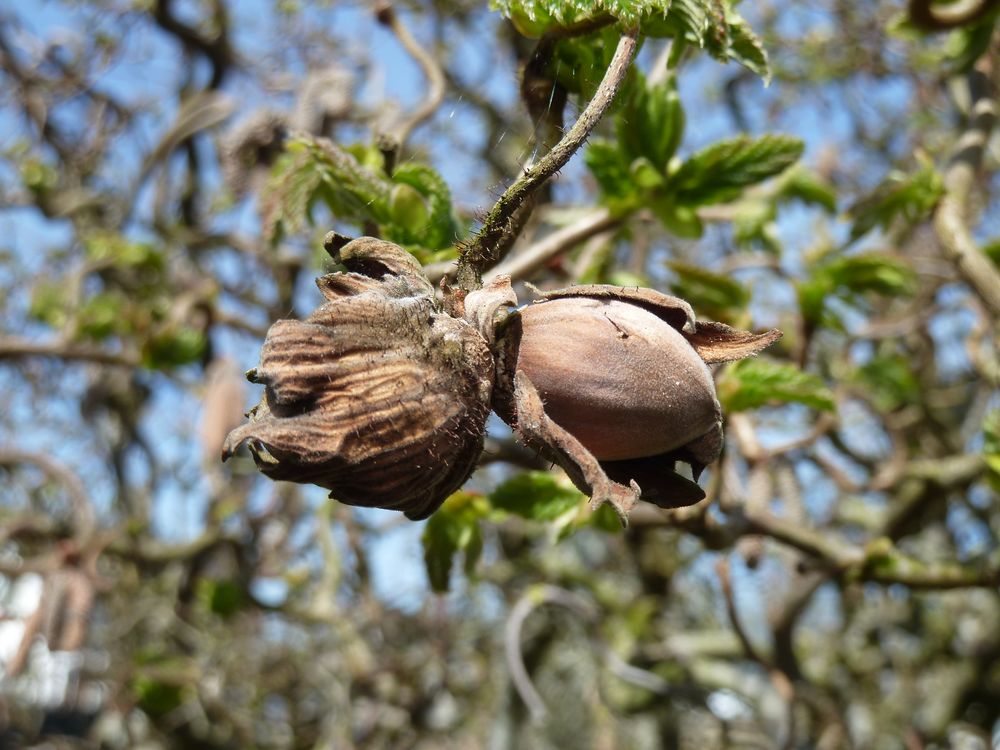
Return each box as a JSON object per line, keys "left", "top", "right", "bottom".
{"left": 222, "top": 237, "right": 494, "bottom": 520}
{"left": 223, "top": 237, "right": 781, "bottom": 522}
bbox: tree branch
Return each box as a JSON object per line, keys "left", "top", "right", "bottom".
{"left": 374, "top": 2, "right": 446, "bottom": 152}
{"left": 457, "top": 27, "right": 639, "bottom": 290}
{"left": 933, "top": 65, "right": 1000, "bottom": 315}
{"left": 0, "top": 336, "right": 139, "bottom": 367}
{"left": 908, "top": 0, "right": 1000, "bottom": 30}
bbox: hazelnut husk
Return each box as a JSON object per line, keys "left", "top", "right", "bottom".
{"left": 224, "top": 237, "right": 781, "bottom": 522}
{"left": 222, "top": 237, "right": 493, "bottom": 520}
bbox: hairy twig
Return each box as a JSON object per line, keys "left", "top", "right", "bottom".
{"left": 933, "top": 64, "right": 1000, "bottom": 315}
{"left": 484, "top": 207, "right": 621, "bottom": 283}
{"left": 457, "top": 27, "right": 640, "bottom": 290}
{"left": 374, "top": 2, "right": 447, "bottom": 152}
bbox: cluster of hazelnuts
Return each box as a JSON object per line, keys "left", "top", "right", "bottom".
{"left": 223, "top": 236, "right": 780, "bottom": 522}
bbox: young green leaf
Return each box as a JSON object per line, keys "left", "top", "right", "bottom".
{"left": 847, "top": 161, "right": 943, "bottom": 240}
{"left": 422, "top": 492, "right": 488, "bottom": 593}
{"left": 585, "top": 139, "right": 639, "bottom": 209}
{"left": 984, "top": 411, "right": 1000, "bottom": 494}
{"left": 669, "top": 134, "right": 804, "bottom": 206}
{"left": 717, "top": 358, "right": 835, "bottom": 412}
{"left": 666, "top": 260, "right": 750, "bottom": 322}
{"left": 489, "top": 471, "right": 586, "bottom": 521}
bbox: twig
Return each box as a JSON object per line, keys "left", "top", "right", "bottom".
{"left": 457, "top": 27, "right": 640, "bottom": 290}
{"left": 504, "top": 583, "right": 678, "bottom": 722}
{"left": 715, "top": 557, "right": 766, "bottom": 664}
{"left": 933, "top": 64, "right": 1000, "bottom": 315}
{"left": 0, "top": 449, "right": 96, "bottom": 539}
{"left": 374, "top": 2, "right": 446, "bottom": 151}
{"left": 908, "top": 0, "right": 1000, "bottom": 30}
{"left": 0, "top": 336, "right": 139, "bottom": 367}
{"left": 483, "top": 207, "right": 621, "bottom": 283}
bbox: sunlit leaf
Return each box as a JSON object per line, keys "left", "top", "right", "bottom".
{"left": 848, "top": 160, "right": 943, "bottom": 240}
{"left": 422, "top": 492, "right": 488, "bottom": 593}
{"left": 489, "top": 471, "right": 586, "bottom": 521}
{"left": 670, "top": 134, "right": 804, "bottom": 206}
{"left": 666, "top": 260, "right": 750, "bottom": 321}
{"left": 718, "top": 358, "right": 835, "bottom": 412}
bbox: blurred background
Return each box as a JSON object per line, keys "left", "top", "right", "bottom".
{"left": 1, "top": 0, "right": 1000, "bottom": 747}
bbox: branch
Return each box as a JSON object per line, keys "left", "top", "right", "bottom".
{"left": 908, "top": 0, "right": 1000, "bottom": 30}
{"left": 457, "top": 27, "right": 640, "bottom": 290}
{"left": 374, "top": 2, "right": 446, "bottom": 152}
{"left": 483, "top": 207, "right": 621, "bottom": 283}
{"left": 933, "top": 65, "right": 1000, "bottom": 315}
{"left": 0, "top": 336, "right": 139, "bottom": 367}
{"left": 152, "top": 0, "right": 233, "bottom": 89}
{"left": 0, "top": 449, "right": 96, "bottom": 539}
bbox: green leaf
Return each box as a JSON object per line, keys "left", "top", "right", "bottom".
{"left": 723, "top": 13, "right": 771, "bottom": 82}
{"left": 984, "top": 411, "right": 1000, "bottom": 494}
{"left": 386, "top": 162, "right": 458, "bottom": 250}
{"left": 133, "top": 677, "right": 185, "bottom": 717}
{"left": 489, "top": 471, "right": 586, "bottom": 521}
{"left": 652, "top": 200, "right": 704, "bottom": 237}
{"left": 852, "top": 352, "right": 922, "bottom": 413}
{"left": 718, "top": 358, "right": 835, "bottom": 412}
{"left": 422, "top": 492, "right": 488, "bottom": 593}
{"left": 847, "top": 160, "right": 943, "bottom": 240}
{"left": 617, "top": 74, "right": 685, "bottom": 170}
{"left": 666, "top": 260, "right": 750, "bottom": 321}
{"left": 492, "top": 0, "right": 672, "bottom": 34}
{"left": 196, "top": 579, "right": 244, "bottom": 618}
{"left": 778, "top": 167, "right": 837, "bottom": 213}
{"left": 585, "top": 139, "right": 638, "bottom": 208}
{"left": 78, "top": 292, "right": 129, "bottom": 340}
{"left": 824, "top": 253, "right": 917, "bottom": 297}
{"left": 261, "top": 135, "right": 393, "bottom": 242}
{"left": 142, "top": 328, "right": 207, "bottom": 369}
{"left": 670, "top": 134, "right": 804, "bottom": 206}
{"left": 798, "top": 252, "right": 916, "bottom": 327}
{"left": 731, "top": 198, "right": 781, "bottom": 253}
{"left": 84, "top": 232, "right": 164, "bottom": 272}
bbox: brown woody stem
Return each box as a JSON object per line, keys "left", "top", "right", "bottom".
{"left": 457, "top": 27, "right": 640, "bottom": 290}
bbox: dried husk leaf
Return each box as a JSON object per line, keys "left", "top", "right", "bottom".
{"left": 224, "top": 238, "right": 493, "bottom": 520}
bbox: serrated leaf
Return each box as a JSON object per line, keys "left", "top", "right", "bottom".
{"left": 261, "top": 135, "right": 393, "bottom": 242}
{"left": 724, "top": 14, "right": 770, "bottom": 82}
{"left": 798, "top": 252, "right": 916, "bottom": 327}
{"left": 492, "top": 0, "right": 674, "bottom": 34}
{"left": 848, "top": 161, "right": 943, "bottom": 241}
{"left": 422, "top": 492, "right": 487, "bottom": 593}
{"left": 585, "top": 139, "right": 638, "bottom": 208}
{"left": 778, "top": 167, "right": 837, "bottom": 212}
{"left": 489, "top": 471, "right": 586, "bottom": 521}
{"left": 824, "top": 253, "right": 917, "bottom": 297}
{"left": 387, "top": 162, "right": 458, "bottom": 250}
{"left": 617, "top": 74, "right": 685, "bottom": 169}
{"left": 670, "top": 134, "right": 804, "bottom": 206}
{"left": 667, "top": 260, "right": 750, "bottom": 321}
{"left": 718, "top": 358, "right": 835, "bottom": 412}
